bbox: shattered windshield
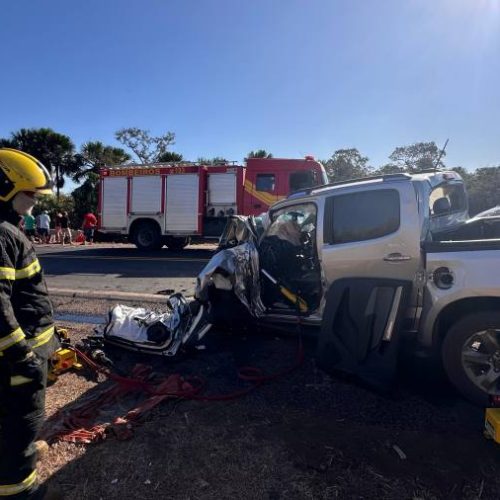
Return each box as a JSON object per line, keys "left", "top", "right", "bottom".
{"left": 266, "top": 203, "right": 317, "bottom": 245}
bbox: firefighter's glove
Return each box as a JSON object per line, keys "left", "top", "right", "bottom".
{"left": 9, "top": 351, "right": 44, "bottom": 390}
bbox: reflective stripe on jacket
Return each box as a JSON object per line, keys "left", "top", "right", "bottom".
{"left": 0, "top": 218, "right": 58, "bottom": 361}
{"left": 0, "top": 470, "right": 37, "bottom": 496}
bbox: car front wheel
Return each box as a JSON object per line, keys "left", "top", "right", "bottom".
{"left": 442, "top": 311, "right": 500, "bottom": 406}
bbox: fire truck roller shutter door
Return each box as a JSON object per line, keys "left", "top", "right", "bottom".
{"left": 101, "top": 177, "right": 127, "bottom": 228}
{"left": 165, "top": 174, "right": 200, "bottom": 233}
{"left": 131, "top": 176, "right": 162, "bottom": 213}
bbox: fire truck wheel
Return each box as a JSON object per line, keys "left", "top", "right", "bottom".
{"left": 132, "top": 221, "right": 162, "bottom": 251}
{"left": 164, "top": 236, "right": 190, "bottom": 251}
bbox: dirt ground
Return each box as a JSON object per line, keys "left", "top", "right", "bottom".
{"left": 38, "top": 319, "right": 500, "bottom": 500}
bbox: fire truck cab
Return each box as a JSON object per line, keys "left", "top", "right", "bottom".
{"left": 98, "top": 157, "right": 327, "bottom": 250}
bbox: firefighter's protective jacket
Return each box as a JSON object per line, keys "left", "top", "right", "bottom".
{"left": 0, "top": 215, "right": 58, "bottom": 361}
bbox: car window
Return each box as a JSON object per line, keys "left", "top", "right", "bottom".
{"left": 324, "top": 189, "right": 400, "bottom": 244}
{"left": 267, "top": 203, "right": 317, "bottom": 246}
{"left": 429, "top": 183, "right": 466, "bottom": 216}
{"left": 290, "top": 171, "right": 315, "bottom": 191}
{"left": 256, "top": 173, "right": 275, "bottom": 192}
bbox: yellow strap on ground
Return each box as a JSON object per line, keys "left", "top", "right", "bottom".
{"left": 15, "top": 259, "right": 41, "bottom": 280}
{"left": 28, "top": 325, "right": 55, "bottom": 349}
{"left": 0, "top": 328, "right": 25, "bottom": 352}
{"left": 0, "top": 470, "right": 37, "bottom": 496}
{"left": 0, "top": 267, "right": 15, "bottom": 280}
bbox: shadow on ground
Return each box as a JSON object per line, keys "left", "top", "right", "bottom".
{"left": 38, "top": 246, "right": 214, "bottom": 280}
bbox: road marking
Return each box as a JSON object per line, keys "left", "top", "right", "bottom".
{"left": 39, "top": 254, "right": 209, "bottom": 263}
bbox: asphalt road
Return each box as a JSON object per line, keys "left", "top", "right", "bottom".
{"left": 37, "top": 243, "right": 215, "bottom": 296}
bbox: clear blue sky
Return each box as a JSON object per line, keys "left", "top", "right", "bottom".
{"left": 1, "top": 0, "right": 500, "bottom": 176}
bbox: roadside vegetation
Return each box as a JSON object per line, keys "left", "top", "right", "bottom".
{"left": 1, "top": 128, "right": 499, "bottom": 221}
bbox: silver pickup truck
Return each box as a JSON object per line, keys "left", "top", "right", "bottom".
{"left": 198, "top": 170, "right": 500, "bottom": 405}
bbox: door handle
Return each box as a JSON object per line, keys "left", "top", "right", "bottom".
{"left": 383, "top": 253, "right": 411, "bottom": 262}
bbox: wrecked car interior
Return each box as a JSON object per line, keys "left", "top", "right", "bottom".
{"left": 101, "top": 204, "right": 324, "bottom": 357}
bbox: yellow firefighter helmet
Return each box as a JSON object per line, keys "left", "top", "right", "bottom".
{"left": 0, "top": 148, "right": 53, "bottom": 202}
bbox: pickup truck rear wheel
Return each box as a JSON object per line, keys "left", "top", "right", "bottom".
{"left": 133, "top": 221, "right": 162, "bottom": 251}
{"left": 442, "top": 311, "right": 500, "bottom": 405}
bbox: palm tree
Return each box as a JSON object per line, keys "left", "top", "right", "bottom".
{"left": 247, "top": 149, "right": 273, "bottom": 159}
{"left": 0, "top": 127, "right": 78, "bottom": 198}
{"left": 73, "top": 141, "right": 131, "bottom": 183}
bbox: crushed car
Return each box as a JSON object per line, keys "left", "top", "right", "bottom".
{"left": 194, "top": 170, "right": 500, "bottom": 405}
{"left": 102, "top": 293, "right": 212, "bottom": 356}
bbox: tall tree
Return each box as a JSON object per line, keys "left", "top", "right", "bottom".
{"left": 388, "top": 141, "right": 444, "bottom": 173}
{"left": 73, "top": 141, "right": 131, "bottom": 182}
{"left": 247, "top": 149, "right": 273, "bottom": 159}
{"left": 324, "top": 148, "right": 372, "bottom": 182}
{"left": 0, "top": 127, "right": 78, "bottom": 197}
{"left": 115, "top": 127, "right": 176, "bottom": 163}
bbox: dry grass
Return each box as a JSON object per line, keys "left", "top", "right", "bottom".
{"left": 38, "top": 325, "right": 96, "bottom": 483}
{"left": 36, "top": 323, "right": 500, "bottom": 500}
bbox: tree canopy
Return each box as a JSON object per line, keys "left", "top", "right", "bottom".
{"left": 464, "top": 167, "right": 500, "bottom": 215}
{"left": 73, "top": 141, "right": 131, "bottom": 182}
{"left": 196, "top": 156, "right": 228, "bottom": 165}
{"left": 388, "top": 141, "right": 444, "bottom": 173}
{"left": 157, "top": 151, "right": 183, "bottom": 163}
{"left": 115, "top": 127, "right": 176, "bottom": 163}
{"left": 324, "top": 148, "right": 373, "bottom": 182}
{"left": 247, "top": 149, "right": 273, "bottom": 159}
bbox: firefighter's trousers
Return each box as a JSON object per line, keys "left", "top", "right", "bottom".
{"left": 0, "top": 361, "right": 47, "bottom": 499}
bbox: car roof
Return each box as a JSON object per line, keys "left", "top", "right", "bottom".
{"left": 274, "top": 170, "right": 463, "bottom": 211}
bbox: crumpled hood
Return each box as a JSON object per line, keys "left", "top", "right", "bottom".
{"left": 195, "top": 241, "right": 266, "bottom": 317}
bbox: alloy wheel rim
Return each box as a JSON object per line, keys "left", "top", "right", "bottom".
{"left": 461, "top": 328, "right": 500, "bottom": 394}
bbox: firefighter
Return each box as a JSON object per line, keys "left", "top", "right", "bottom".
{"left": 0, "top": 149, "right": 60, "bottom": 499}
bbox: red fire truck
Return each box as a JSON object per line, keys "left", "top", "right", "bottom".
{"left": 98, "top": 157, "right": 327, "bottom": 250}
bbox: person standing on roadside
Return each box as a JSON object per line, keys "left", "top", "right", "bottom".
{"left": 37, "top": 211, "right": 51, "bottom": 245}
{"left": 60, "top": 211, "right": 72, "bottom": 246}
{"left": 82, "top": 211, "right": 97, "bottom": 245}
{"left": 23, "top": 214, "right": 36, "bottom": 242}
{"left": 0, "top": 148, "right": 61, "bottom": 500}
{"left": 54, "top": 212, "right": 62, "bottom": 244}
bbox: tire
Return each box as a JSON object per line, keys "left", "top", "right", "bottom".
{"left": 442, "top": 311, "right": 500, "bottom": 406}
{"left": 164, "top": 236, "right": 190, "bottom": 251}
{"left": 132, "top": 221, "right": 162, "bottom": 251}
